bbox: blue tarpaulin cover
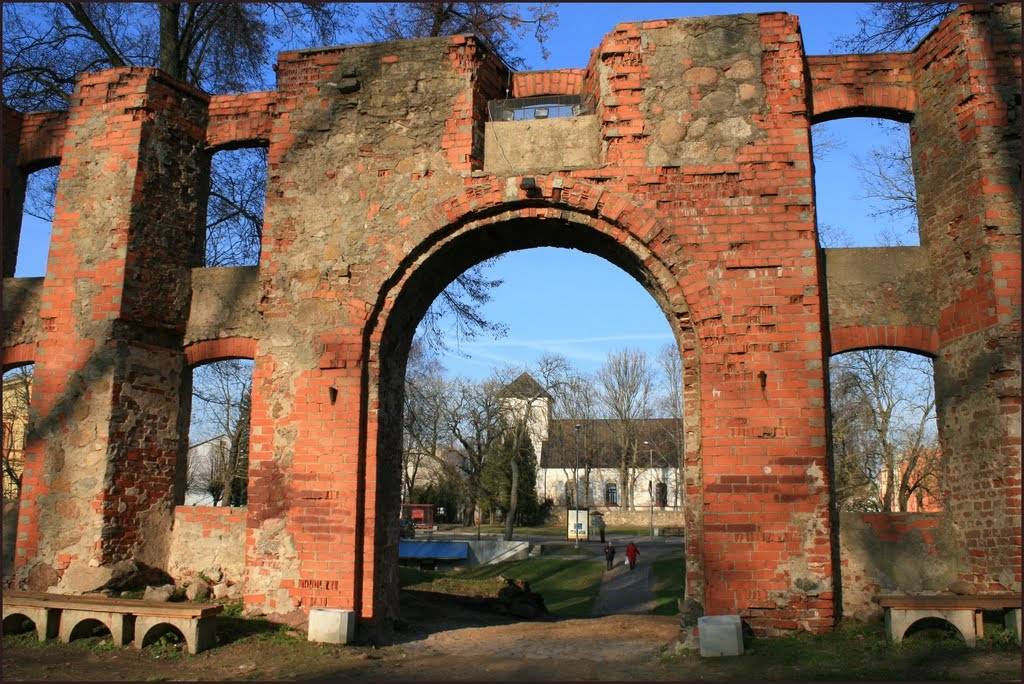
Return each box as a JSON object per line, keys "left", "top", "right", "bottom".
{"left": 399, "top": 540, "right": 469, "bottom": 560}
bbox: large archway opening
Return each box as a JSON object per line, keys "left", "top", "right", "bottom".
{"left": 367, "top": 208, "right": 700, "bottom": 625}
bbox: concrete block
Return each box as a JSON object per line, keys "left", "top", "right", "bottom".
{"left": 698, "top": 615, "right": 743, "bottom": 657}
{"left": 308, "top": 608, "right": 355, "bottom": 645}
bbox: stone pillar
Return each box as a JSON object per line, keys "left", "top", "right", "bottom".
{"left": 912, "top": 4, "right": 1021, "bottom": 592}
{"left": 14, "top": 68, "right": 209, "bottom": 591}
{"left": 2, "top": 107, "right": 26, "bottom": 278}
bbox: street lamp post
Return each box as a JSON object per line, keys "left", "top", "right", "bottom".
{"left": 574, "top": 423, "right": 582, "bottom": 547}
{"left": 644, "top": 439, "right": 654, "bottom": 539}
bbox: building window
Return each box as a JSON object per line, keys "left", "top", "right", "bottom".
{"left": 605, "top": 482, "right": 618, "bottom": 506}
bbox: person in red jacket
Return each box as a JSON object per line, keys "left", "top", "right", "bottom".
{"left": 625, "top": 541, "right": 639, "bottom": 570}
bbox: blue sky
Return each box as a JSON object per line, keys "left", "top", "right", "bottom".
{"left": 12, "top": 3, "right": 921, "bottom": 380}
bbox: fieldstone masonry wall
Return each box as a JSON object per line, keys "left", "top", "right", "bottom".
{"left": 839, "top": 512, "right": 966, "bottom": 621}
{"left": 1, "top": 4, "right": 1019, "bottom": 638}
{"left": 166, "top": 506, "right": 246, "bottom": 586}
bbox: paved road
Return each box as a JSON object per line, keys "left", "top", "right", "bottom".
{"left": 591, "top": 538, "right": 681, "bottom": 616}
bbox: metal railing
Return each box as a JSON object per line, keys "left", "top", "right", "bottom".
{"left": 487, "top": 94, "right": 595, "bottom": 122}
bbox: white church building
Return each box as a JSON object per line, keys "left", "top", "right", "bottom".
{"left": 496, "top": 373, "right": 684, "bottom": 523}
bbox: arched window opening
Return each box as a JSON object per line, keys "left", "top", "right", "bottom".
{"left": 829, "top": 349, "right": 940, "bottom": 513}
{"left": 11, "top": 166, "right": 59, "bottom": 277}
{"left": 399, "top": 243, "right": 686, "bottom": 536}
{"left": 203, "top": 147, "right": 266, "bottom": 267}
{"left": 811, "top": 118, "right": 919, "bottom": 247}
{"left": 185, "top": 359, "right": 253, "bottom": 506}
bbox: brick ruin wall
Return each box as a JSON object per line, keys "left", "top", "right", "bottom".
{"left": 1, "top": 4, "right": 1019, "bottom": 637}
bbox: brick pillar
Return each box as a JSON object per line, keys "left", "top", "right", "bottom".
{"left": 14, "top": 68, "right": 209, "bottom": 592}
{"left": 912, "top": 4, "right": 1021, "bottom": 592}
{"left": 2, "top": 107, "right": 26, "bottom": 278}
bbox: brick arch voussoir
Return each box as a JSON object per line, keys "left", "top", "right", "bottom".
{"left": 811, "top": 86, "right": 916, "bottom": 124}
{"left": 2, "top": 343, "right": 36, "bottom": 370}
{"left": 376, "top": 179, "right": 718, "bottom": 343}
{"left": 829, "top": 325, "right": 938, "bottom": 357}
{"left": 184, "top": 337, "right": 257, "bottom": 366}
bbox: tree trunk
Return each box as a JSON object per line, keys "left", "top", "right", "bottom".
{"left": 159, "top": 4, "right": 184, "bottom": 80}
{"left": 504, "top": 455, "right": 519, "bottom": 541}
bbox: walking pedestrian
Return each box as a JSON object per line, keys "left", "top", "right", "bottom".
{"left": 625, "top": 541, "right": 639, "bottom": 570}
{"left": 603, "top": 542, "right": 616, "bottom": 571}
{"left": 594, "top": 513, "right": 606, "bottom": 543}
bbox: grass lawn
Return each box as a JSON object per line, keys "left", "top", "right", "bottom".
{"left": 650, "top": 553, "right": 685, "bottom": 616}
{"left": 665, "top": 618, "right": 1022, "bottom": 680}
{"left": 400, "top": 557, "right": 605, "bottom": 618}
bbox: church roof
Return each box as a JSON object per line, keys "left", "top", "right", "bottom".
{"left": 540, "top": 418, "right": 680, "bottom": 469}
{"left": 496, "top": 372, "right": 553, "bottom": 400}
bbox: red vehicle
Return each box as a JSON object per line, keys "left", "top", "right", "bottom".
{"left": 401, "top": 503, "right": 435, "bottom": 529}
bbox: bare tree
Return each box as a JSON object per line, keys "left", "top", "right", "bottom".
{"left": 443, "top": 377, "right": 505, "bottom": 526}
{"left": 5, "top": 2, "right": 544, "bottom": 344}
{"left": 402, "top": 338, "right": 451, "bottom": 502}
{"left": 834, "top": 3, "right": 956, "bottom": 53}
{"left": 204, "top": 147, "right": 267, "bottom": 267}
{"left": 829, "top": 349, "right": 940, "bottom": 512}
{"left": 597, "top": 349, "right": 654, "bottom": 510}
{"left": 2, "top": 366, "right": 33, "bottom": 499}
{"left": 362, "top": 2, "right": 558, "bottom": 67}
{"left": 656, "top": 344, "right": 685, "bottom": 508}
{"left": 187, "top": 359, "right": 252, "bottom": 506}
{"left": 852, "top": 122, "right": 918, "bottom": 245}
{"left": 535, "top": 353, "right": 600, "bottom": 507}
{"left": 2, "top": 3, "right": 347, "bottom": 110}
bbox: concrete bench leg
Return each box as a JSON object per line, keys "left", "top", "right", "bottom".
{"left": 885, "top": 608, "right": 977, "bottom": 647}
{"left": 58, "top": 609, "right": 134, "bottom": 646}
{"left": 135, "top": 615, "right": 217, "bottom": 655}
{"left": 2, "top": 605, "right": 59, "bottom": 641}
{"left": 1006, "top": 608, "right": 1022, "bottom": 645}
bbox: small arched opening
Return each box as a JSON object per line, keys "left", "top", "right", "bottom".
{"left": 67, "top": 618, "right": 112, "bottom": 643}
{"left": 1, "top": 612, "right": 37, "bottom": 636}
{"left": 139, "top": 623, "right": 188, "bottom": 651}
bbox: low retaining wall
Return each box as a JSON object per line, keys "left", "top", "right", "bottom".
{"left": 166, "top": 505, "right": 246, "bottom": 585}
{"left": 550, "top": 508, "right": 686, "bottom": 528}
{"left": 466, "top": 540, "right": 530, "bottom": 566}
{"left": 839, "top": 511, "right": 966, "bottom": 621}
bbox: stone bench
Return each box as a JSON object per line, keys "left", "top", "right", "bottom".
{"left": 2, "top": 591, "right": 223, "bottom": 654}
{"left": 877, "top": 592, "right": 1021, "bottom": 647}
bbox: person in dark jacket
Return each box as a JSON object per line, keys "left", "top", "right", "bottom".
{"left": 625, "top": 541, "right": 640, "bottom": 570}
{"left": 603, "top": 542, "right": 616, "bottom": 570}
